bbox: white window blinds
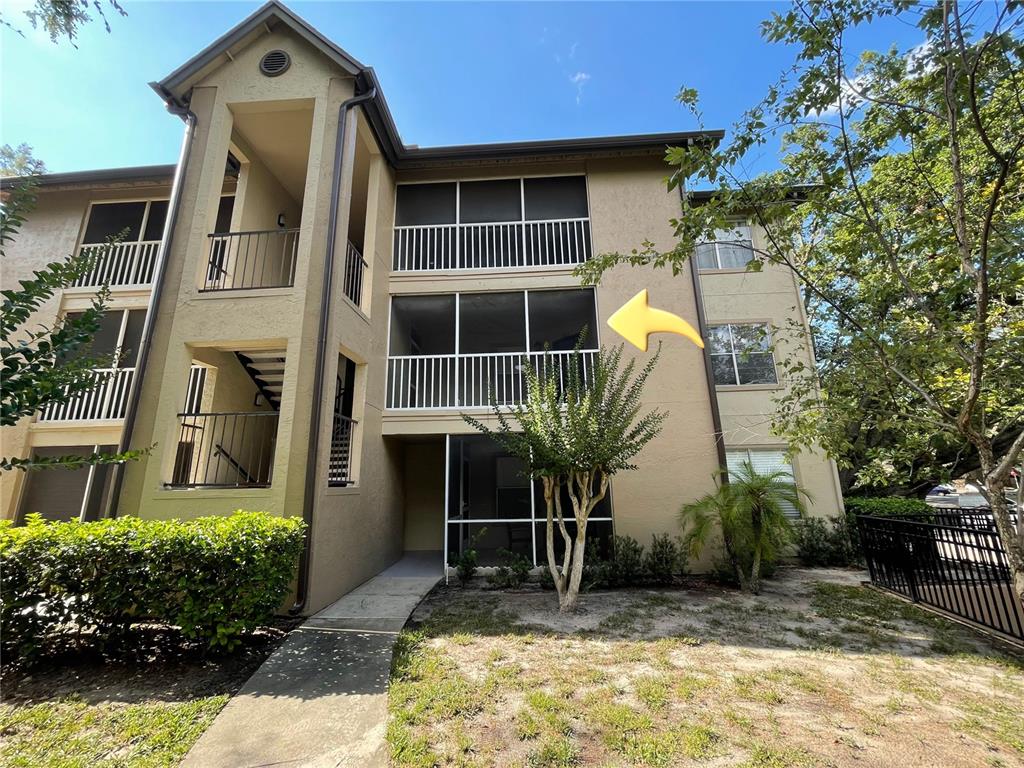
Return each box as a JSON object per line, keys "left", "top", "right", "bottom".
{"left": 726, "top": 449, "right": 800, "bottom": 518}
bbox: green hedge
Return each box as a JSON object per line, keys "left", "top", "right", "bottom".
{"left": 0, "top": 511, "right": 305, "bottom": 659}
{"left": 843, "top": 497, "right": 933, "bottom": 517}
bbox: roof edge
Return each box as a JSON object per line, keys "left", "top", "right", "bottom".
{"left": 158, "top": 0, "right": 363, "bottom": 96}
{"left": 0, "top": 164, "right": 178, "bottom": 190}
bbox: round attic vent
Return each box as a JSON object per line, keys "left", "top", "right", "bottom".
{"left": 259, "top": 49, "right": 291, "bottom": 77}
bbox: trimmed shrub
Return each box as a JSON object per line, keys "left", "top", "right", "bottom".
{"left": 794, "top": 516, "right": 857, "bottom": 567}
{"left": 601, "top": 535, "right": 646, "bottom": 587}
{"left": 843, "top": 497, "right": 933, "bottom": 559}
{"left": 642, "top": 533, "right": 688, "bottom": 585}
{"left": 487, "top": 548, "right": 532, "bottom": 589}
{"left": 843, "top": 497, "right": 932, "bottom": 517}
{"left": 0, "top": 511, "right": 305, "bottom": 659}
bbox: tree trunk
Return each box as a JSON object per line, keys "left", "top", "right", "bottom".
{"left": 985, "top": 476, "right": 1024, "bottom": 607}
{"left": 749, "top": 542, "right": 763, "bottom": 595}
{"left": 561, "top": 534, "right": 588, "bottom": 612}
{"left": 542, "top": 476, "right": 567, "bottom": 605}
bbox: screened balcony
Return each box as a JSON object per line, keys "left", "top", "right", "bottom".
{"left": 38, "top": 309, "right": 144, "bottom": 422}
{"left": 386, "top": 288, "right": 598, "bottom": 410}
{"left": 392, "top": 176, "right": 592, "bottom": 272}
{"left": 72, "top": 200, "right": 167, "bottom": 288}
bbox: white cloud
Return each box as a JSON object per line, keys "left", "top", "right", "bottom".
{"left": 569, "top": 41, "right": 578, "bottom": 59}
{"left": 569, "top": 71, "right": 591, "bottom": 105}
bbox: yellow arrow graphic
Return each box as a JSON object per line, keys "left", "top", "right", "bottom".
{"left": 607, "top": 289, "right": 704, "bottom": 352}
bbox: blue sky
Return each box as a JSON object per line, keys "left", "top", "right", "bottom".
{"left": 0, "top": 1, "right": 924, "bottom": 175}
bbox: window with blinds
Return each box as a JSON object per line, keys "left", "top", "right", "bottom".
{"left": 695, "top": 223, "right": 754, "bottom": 270}
{"left": 725, "top": 449, "right": 800, "bottom": 518}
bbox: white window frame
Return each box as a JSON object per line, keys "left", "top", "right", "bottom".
{"left": 708, "top": 322, "right": 777, "bottom": 387}
{"left": 696, "top": 222, "right": 755, "bottom": 271}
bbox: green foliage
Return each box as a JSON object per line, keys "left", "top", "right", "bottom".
{"left": 602, "top": 536, "right": 646, "bottom": 587}
{"left": 486, "top": 548, "right": 532, "bottom": 589}
{"left": 681, "top": 461, "right": 806, "bottom": 594}
{"left": 574, "top": 2, "right": 1024, "bottom": 585}
{"left": 464, "top": 341, "right": 666, "bottom": 611}
{"left": 0, "top": 511, "right": 305, "bottom": 659}
{"left": 1, "top": 0, "right": 126, "bottom": 45}
{"left": 449, "top": 527, "right": 486, "bottom": 587}
{"left": 793, "top": 517, "right": 858, "bottom": 568}
{"left": 581, "top": 535, "right": 688, "bottom": 589}
{"left": 642, "top": 533, "right": 689, "bottom": 586}
{"left": 844, "top": 497, "right": 932, "bottom": 517}
{"left": 1, "top": 144, "right": 144, "bottom": 470}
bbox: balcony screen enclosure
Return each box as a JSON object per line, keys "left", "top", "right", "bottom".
{"left": 387, "top": 288, "right": 598, "bottom": 409}
{"left": 393, "top": 176, "right": 592, "bottom": 270}
{"left": 445, "top": 435, "right": 612, "bottom": 568}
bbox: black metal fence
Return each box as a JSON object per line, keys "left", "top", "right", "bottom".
{"left": 858, "top": 510, "right": 1023, "bottom": 642}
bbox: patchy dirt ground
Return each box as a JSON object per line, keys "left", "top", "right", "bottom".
{"left": 0, "top": 620, "right": 297, "bottom": 767}
{"left": 387, "top": 568, "right": 1024, "bottom": 768}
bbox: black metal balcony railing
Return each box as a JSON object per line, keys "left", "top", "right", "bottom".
{"left": 168, "top": 411, "right": 278, "bottom": 488}
{"left": 343, "top": 241, "right": 367, "bottom": 307}
{"left": 202, "top": 229, "right": 300, "bottom": 292}
{"left": 328, "top": 414, "right": 356, "bottom": 486}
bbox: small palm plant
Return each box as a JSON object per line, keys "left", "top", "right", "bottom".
{"left": 681, "top": 461, "right": 807, "bottom": 594}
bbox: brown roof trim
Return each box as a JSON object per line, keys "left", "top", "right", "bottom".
{"left": 158, "top": 1, "right": 363, "bottom": 95}
{"left": 0, "top": 164, "right": 177, "bottom": 190}
{"left": 155, "top": 1, "right": 724, "bottom": 170}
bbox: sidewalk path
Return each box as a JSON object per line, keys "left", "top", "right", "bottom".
{"left": 181, "top": 552, "right": 441, "bottom": 768}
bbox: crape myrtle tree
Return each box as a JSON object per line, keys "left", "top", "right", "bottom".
{"left": 1, "top": 147, "right": 141, "bottom": 471}
{"left": 578, "top": 1, "right": 1024, "bottom": 603}
{"left": 0, "top": 0, "right": 125, "bottom": 45}
{"left": 464, "top": 344, "right": 666, "bottom": 612}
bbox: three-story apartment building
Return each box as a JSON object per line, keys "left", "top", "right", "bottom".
{"left": 1, "top": 2, "right": 843, "bottom": 612}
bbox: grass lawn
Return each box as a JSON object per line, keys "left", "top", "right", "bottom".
{"left": 387, "top": 568, "right": 1024, "bottom": 768}
{"left": 0, "top": 623, "right": 295, "bottom": 767}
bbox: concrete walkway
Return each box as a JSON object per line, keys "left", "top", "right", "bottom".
{"left": 181, "top": 552, "right": 441, "bottom": 768}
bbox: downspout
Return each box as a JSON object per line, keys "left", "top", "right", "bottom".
{"left": 689, "top": 257, "right": 729, "bottom": 478}
{"left": 105, "top": 87, "right": 197, "bottom": 519}
{"left": 290, "top": 83, "right": 377, "bottom": 615}
{"left": 681, "top": 180, "right": 729, "bottom": 479}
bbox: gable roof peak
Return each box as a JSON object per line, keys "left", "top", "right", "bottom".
{"left": 157, "top": 0, "right": 365, "bottom": 98}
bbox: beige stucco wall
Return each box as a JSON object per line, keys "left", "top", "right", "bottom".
{"left": 587, "top": 158, "right": 723, "bottom": 541}
{"left": 0, "top": 182, "right": 171, "bottom": 519}
{"left": 2, "top": 17, "right": 843, "bottom": 597}
{"left": 699, "top": 225, "right": 845, "bottom": 519}
{"left": 116, "top": 27, "right": 348, "bottom": 529}
{"left": 402, "top": 441, "right": 445, "bottom": 551}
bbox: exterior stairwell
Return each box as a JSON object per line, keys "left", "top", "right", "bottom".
{"left": 235, "top": 351, "right": 285, "bottom": 410}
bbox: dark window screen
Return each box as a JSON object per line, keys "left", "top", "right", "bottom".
{"left": 459, "top": 292, "right": 526, "bottom": 353}
{"left": 459, "top": 179, "right": 521, "bottom": 223}
{"left": 83, "top": 202, "right": 146, "bottom": 243}
{"left": 143, "top": 201, "right": 169, "bottom": 240}
{"left": 389, "top": 295, "right": 456, "bottom": 355}
{"left": 396, "top": 183, "right": 457, "bottom": 226}
{"left": 528, "top": 289, "right": 597, "bottom": 351}
{"left": 524, "top": 176, "right": 588, "bottom": 220}
{"left": 214, "top": 196, "right": 235, "bottom": 233}
{"left": 119, "top": 310, "right": 146, "bottom": 366}
{"left": 18, "top": 446, "right": 92, "bottom": 522}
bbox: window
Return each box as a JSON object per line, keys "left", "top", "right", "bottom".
{"left": 696, "top": 223, "right": 754, "bottom": 270}
{"left": 83, "top": 200, "right": 168, "bottom": 245}
{"left": 708, "top": 323, "right": 777, "bottom": 386}
{"left": 725, "top": 449, "right": 799, "bottom": 518}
